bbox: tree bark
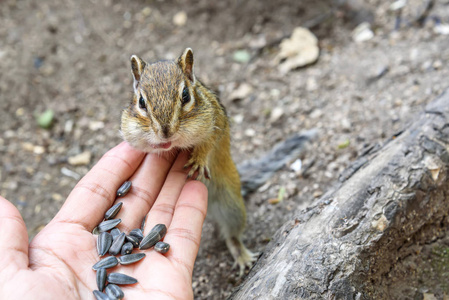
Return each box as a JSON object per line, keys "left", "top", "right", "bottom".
{"left": 230, "top": 90, "right": 449, "bottom": 299}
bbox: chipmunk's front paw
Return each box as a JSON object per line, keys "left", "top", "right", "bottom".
{"left": 184, "top": 157, "right": 211, "bottom": 181}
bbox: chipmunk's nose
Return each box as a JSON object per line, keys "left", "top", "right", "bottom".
{"left": 160, "top": 125, "right": 172, "bottom": 139}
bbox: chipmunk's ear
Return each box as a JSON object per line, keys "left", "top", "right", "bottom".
{"left": 130, "top": 55, "right": 146, "bottom": 92}
{"left": 178, "top": 48, "right": 195, "bottom": 82}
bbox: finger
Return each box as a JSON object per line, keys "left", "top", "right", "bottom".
{"left": 110, "top": 150, "right": 179, "bottom": 233}
{"left": 51, "top": 142, "right": 145, "bottom": 231}
{"left": 0, "top": 196, "right": 29, "bottom": 271}
{"left": 142, "top": 151, "right": 191, "bottom": 235}
{"left": 164, "top": 180, "right": 208, "bottom": 275}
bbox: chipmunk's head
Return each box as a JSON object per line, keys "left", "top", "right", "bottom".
{"left": 121, "top": 48, "right": 210, "bottom": 153}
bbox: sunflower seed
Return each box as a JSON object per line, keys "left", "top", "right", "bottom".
{"left": 120, "top": 242, "right": 133, "bottom": 256}
{"left": 140, "top": 214, "right": 147, "bottom": 231}
{"left": 97, "top": 232, "right": 112, "bottom": 257}
{"left": 151, "top": 224, "right": 167, "bottom": 239}
{"left": 129, "top": 228, "right": 144, "bottom": 241}
{"left": 116, "top": 181, "right": 132, "bottom": 197}
{"left": 104, "top": 202, "right": 123, "bottom": 220}
{"left": 139, "top": 230, "right": 161, "bottom": 250}
{"left": 154, "top": 241, "right": 170, "bottom": 254}
{"left": 107, "top": 272, "right": 138, "bottom": 285}
{"left": 105, "top": 284, "right": 124, "bottom": 300}
{"left": 118, "top": 253, "right": 146, "bottom": 265}
{"left": 111, "top": 228, "right": 121, "bottom": 240}
{"left": 109, "top": 232, "right": 126, "bottom": 256}
{"left": 92, "top": 226, "right": 100, "bottom": 235}
{"left": 93, "top": 290, "right": 110, "bottom": 300}
{"left": 97, "top": 219, "right": 121, "bottom": 233}
{"left": 96, "top": 268, "right": 107, "bottom": 292}
{"left": 125, "top": 235, "right": 140, "bottom": 248}
{"left": 92, "top": 256, "right": 119, "bottom": 270}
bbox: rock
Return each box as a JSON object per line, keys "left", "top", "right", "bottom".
{"left": 276, "top": 27, "right": 319, "bottom": 73}
{"left": 244, "top": 128, "right": 256, "bottom": 137}
{"left": 306, "top": 77, "right": 318, "bottom": 92}
{"left": 61, "top": 167, "right": 81, "bottom": 180}
{"left": 232, "top": 50, "right": 251, "bottom": 63}
{"left": 269, "top": 107, "right": 284, "bottom": 123}
{"left": 68, "top": 151, "right": 92, "bottom": 166}
{"left": 389, "top": 0, "right": 406, "bottom": 11}
{"left": 352, "top": 22, "right": 374, "bottom": 43}
{"left": 64, "top": 119, "right": 74, "bottom": 134}
{"left": 22, "top": 143, "right": 45, "bottom": 154}
{"left": 173, "top": 11, "right": 187, "bottom": 26}
{"left": 141, "top": 7, "right": 151, "bottom": 17}
{"left": 434, "top": 23, "right": 449, "bottom": 35}
{"left": 36, "top": 109, "right": 54, "bottom": 129}
{"left": 229, "top": 83, "right": 253, "bottom": 101}
{"left": 233, "top": 114, "right": 244, "bottom": 124}
{"left": 88, "top": 121, "right": 104, "bottom": 131}
{"left": 290, "top": 159, "right": 302, "bottom": 174}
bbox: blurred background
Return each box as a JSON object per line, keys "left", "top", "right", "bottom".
{"left": 1, "top": 0, "right": 449, "bottom": 298}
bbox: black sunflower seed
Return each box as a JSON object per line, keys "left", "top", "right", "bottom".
{"left": 110, "top": 228, "right": 121, "bottom": 240}
{"left": 105, "top": 284, "right": 124, "bottom": 300}
{"left": 92, "top": 256, "right": 119, "bottom": 271}
{"left": 97, "top": 219, "right": 121, "bottom": 233}
{"left": 154, "top": 241, "right": 170, "bottom": 254}
{"left": 93, "top": 290, "right": 110, "bottom": 300}
{"left": 129, "top": 228, "right": 144, "bottom": 241}
{"left": 116, "top": 181, "right": 132, "bottom": 197}
{"left": 125, "top": 235, "right": 140, "bottom": 248}
{"left": 140, "top": 214, "right": 147, "bottom": 231}
{"left": 92, "top": 226, "right": 100, "bottom": 235}
{"left": 120, "top": 242, "right": 133, "bottom": 256}
{"left": 151, "top": 224, "right": 167, "bottom": 239}
{"left": 109, "top": 232, "right": 126, "bottom": 256}
{"left": 96, "top": 268, "right": 107, "bottom": 292}
{"left": 97, "top": 232, "right": 112, "bottom": 257}
{"left": 139, "top": 230, "right": 161, "bottom": 250}
{"left": 118, "top": 253, "right": 146, "bottom": 265}
{"left": 104, "top": 202, "right": 123, "bottom": 220}
{"left": 107, "top": 272, "right": 138, "bottom": 285}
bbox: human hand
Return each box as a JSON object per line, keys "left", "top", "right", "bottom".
{"left": 0, "top": 142, "right": 208, "bottom": 299}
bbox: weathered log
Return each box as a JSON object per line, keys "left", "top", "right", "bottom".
{"left": 230, "top": 90, "right": 449, "bottom": 299}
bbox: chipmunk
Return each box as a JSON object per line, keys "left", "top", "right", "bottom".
{"left": 120, "top": 48, "right": 257, "bottom": 275}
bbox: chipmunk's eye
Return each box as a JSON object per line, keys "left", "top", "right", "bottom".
{"left": 181, "top": 86, "right": 190, "bottom": 105}
{"left": 139, "top": 95, "right": 147, "bottom": 111}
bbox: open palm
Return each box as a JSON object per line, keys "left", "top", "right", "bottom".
{"left": 0, "top": 142, "right": 208, "bottom": 299}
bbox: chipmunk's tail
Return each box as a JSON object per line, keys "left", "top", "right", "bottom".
{"left": 237, "top": 129, "right": 318, "bottom": 197}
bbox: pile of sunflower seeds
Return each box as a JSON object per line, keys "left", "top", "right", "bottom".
{"left": 92, "top": 181, "right": 171, "bottom": 300}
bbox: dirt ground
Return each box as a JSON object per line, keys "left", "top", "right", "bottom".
{"left": 1, "top": 0, "right": 449, "bottom": 299}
